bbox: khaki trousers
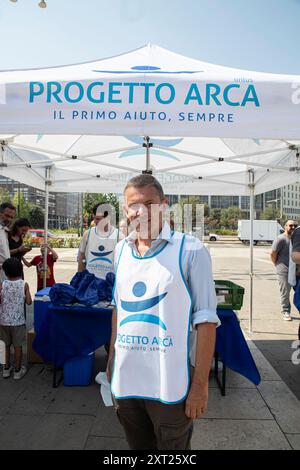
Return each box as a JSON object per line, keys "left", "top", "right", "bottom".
{"left": 114, "top": 397, "right": 193, "bottom": 450}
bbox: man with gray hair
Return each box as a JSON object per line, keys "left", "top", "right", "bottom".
{"left": 271, "top": 220, "right": 297, "bottom": 321}
{"left": 0, "top": 202, "right": 16, "bottom": 282}
{"left": 106, "top": 174, "right": 219, "bottom": 450}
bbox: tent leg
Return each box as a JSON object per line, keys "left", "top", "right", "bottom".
{"left": 249, "top": 170, "right": 255, "bottom": 333}
{"left": 43, "top": 168, "right": 50, "bottom": 289}
{"left": 143, "top": 136, "right": 152, "bottom": 173}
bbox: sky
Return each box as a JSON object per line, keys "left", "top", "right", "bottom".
{"left": 0, "top": 0, "right": 300, "bottom": 74}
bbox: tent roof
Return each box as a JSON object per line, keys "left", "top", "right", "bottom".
{"left": 0, "top": 44, "right": 299, "bottom": 195}
{"left": 2, "top": 43, "right": 298, "bottom": 79}
{"left": 0, "top": 134, "right": 299, "bottom": 195}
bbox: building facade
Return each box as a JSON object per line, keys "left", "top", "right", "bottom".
{"left": 0, "top": 177, "right": 79, "bottom": 228}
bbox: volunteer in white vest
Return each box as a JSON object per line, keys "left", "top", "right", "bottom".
{"left": 77, "top": 203, "right": 121, "bottom": 279}
{"left": 0, "top": 203, "right": 16, "bottom": 283}
{"left": 106, "top": 174, "right": 220, "bottom": 451}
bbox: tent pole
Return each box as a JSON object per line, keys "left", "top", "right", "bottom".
{"left": 248, "top": 169, "right": 255, "bottom": 333}
{"left": 143, "top": 136, "right": 152, "bottom": 173}
{"left": 43, "top": 167, "right": 50, "bottom": 289}
{"left": 80, "top": 193, "right": 84, "bottom": 236}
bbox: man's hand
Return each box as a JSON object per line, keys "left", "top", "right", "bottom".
{"left": 185, "top": 381, "right": 208, "bottom": 419}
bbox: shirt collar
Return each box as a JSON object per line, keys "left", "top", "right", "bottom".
{"left": 126, "top": 222, "right": 174, "bottom": 246}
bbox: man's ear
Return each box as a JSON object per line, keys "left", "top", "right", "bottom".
{"left": 160, "top": 199, "right": 169, "bottom": 212}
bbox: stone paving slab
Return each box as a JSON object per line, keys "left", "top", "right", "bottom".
{"left": 0, "top": 376, "right": 29, "bottom": 415}
{"left": 90, "top": 406, "right": 125, "bottom": 438}
{"left": 192, "top": 419, "right": 292, "bottom": 450}
{"left": 257, "top": 381, "right": 300, "bottom": 434}
{"left": 0, "top": 415, "right": 43, "bottom": 450}
{"left": 248, "top": 348, "right": 282, "bottom": 381}
{"left": 46, "top": 382, "right": 102, "bottom": 416}
{"left": 85, "top": 436, "right": 129, "bottom": 450}
{"left": 5, "top": 369, "right": 59, "bottom": 416}
{"left": 28, "top": 414, "right": 94, "bottom": 450}
{"left": 204, "top": 388, "right": 274, "bottom": 420}
{"left": 285, "top": 434, "right": 300, "bottom": 450}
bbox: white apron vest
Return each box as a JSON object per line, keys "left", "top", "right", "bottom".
{"left": 86, "top": 226, "right": 119, "bottom": 279}
{"left": 111, "top": 232, "right": 192, "bottom": 404}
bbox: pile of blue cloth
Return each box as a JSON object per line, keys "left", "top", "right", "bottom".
{"left": 49, "top": 270, "right": 115, "bottom": 307}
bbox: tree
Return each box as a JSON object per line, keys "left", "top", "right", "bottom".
{"left": 260, "top": 205, "right": 281, "bottom": 220}
{"left": 27, "top": 205, "right": 44, "bottom": 228}
{"left": 13, "top": 192, "right": 30, "bottom": 218}
{"left": 203, "top": 203, "right": 209, "bottom": 217}
{"left": 207, "top": 208, "right": 221, "bottom": 229}
{"left": 84, "top": 193, "right": 120, "bottom": 225}
{"left": 178, "top": 196, "right": 207, "bottom": 231}
{"left": 220, "top": 206, "right": 242, "bottom": 229}
{"left": 0, "top": 188, "right": 11, "bottom": 204}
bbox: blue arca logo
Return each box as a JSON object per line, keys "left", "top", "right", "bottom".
{"left": 119, "top": 136, "right": 182, "bottom": 161}
{"left": 120, "top": 281, "right": 167, "bottom": 330}
{"left": 89, "top": 244, "right": 113, "bottom": 263}
{"left": 92, "top": 65, "right": 203, "bottom": 74}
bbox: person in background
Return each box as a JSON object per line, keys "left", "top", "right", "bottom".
{"left": 9, "top": 218, "right": 32, "bottom": 276}
{"left": 77, "top": 203, "right": 122, "bottom": 279}
{"left": 271, "top": 220, "right": 297, "bottom": 321}
{"left": 23, "top": 243, "right": 58, "bottom": 292}
{"left": 119, "top": 218, "right": 129, "bottom": 238}
{"left": 0, "top": 203, "right": 16, "bottom": 282}
{"left": 0, "top": 258, "right": 32, "bottom": 380}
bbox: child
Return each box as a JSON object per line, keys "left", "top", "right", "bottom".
{"left": 0, "top": 258, "right": 32, "bottom": 380}
{"left": 23, "top": 243, "right": 58, "bottom": 292}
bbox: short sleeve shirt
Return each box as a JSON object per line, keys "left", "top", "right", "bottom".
{"left": 31, "top": 254, "right": 56, "bottom": 290}
{"left": 271, "top": 234, "right": 290, "bottom": 274}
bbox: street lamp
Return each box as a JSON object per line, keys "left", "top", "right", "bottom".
{"left": 267, "top": 197, "right": 283, "bottom": 219}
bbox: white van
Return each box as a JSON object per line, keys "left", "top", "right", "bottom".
{"left": 238, "top": 220, "right": 284, "bottom": 245}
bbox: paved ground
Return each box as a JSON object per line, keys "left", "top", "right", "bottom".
{"left": 0, "top": 242, "right": 300, "bottom": 450}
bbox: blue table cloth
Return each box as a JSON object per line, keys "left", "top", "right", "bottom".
{"left": 216, "top": 309, "right": 261, "bottom": 385}
{"left": 33, "top": 304, "right": 260, "bottom": 387}
{"left": 33, "top": 304, "right": 112, "bottom": 368}
{"left": 34, "top": 288, "right": 52, "bottom": 334}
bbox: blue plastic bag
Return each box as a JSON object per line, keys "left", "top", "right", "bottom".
{"left": 49, "top": 284, "right": 76, "bottom": 306}
{"left": 70, "top": 270, "right": 88, "bottom": 289}
{"left": 95, "top": 278, "right": 110, "bottom": 301}
{"left": 76, "top": 272, "right": 99, "bottom": 306}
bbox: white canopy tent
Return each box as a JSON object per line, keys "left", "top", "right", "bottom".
{"left": 1, "top": 44, "right": 300, "bottom": 331}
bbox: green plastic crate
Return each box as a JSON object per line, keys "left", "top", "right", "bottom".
{"left": 214, "top": 280, "right": 245, "bottom": 310}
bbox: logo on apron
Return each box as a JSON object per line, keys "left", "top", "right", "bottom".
{"left": 89, "top": 244, "right": 113, "bottom": 264}
{"left": 120, "top": 281, "right": 167, "bottom": 330}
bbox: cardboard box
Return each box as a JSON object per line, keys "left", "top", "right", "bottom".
{"left": 27, "top": 328, "right": 44, "bottom": 364}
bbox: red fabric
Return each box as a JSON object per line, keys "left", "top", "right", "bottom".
{"left": 31, "top": 254, "right": 56, "bottom": 290}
